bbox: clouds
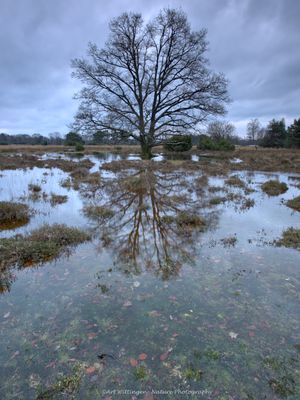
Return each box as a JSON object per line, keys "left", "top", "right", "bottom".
{"left": 0, "top": 0, "right": 299, "bottom": 135}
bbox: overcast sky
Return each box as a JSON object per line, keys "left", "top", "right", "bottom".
{"left": 0, "top": 0, "right": 299, "bottom": 136}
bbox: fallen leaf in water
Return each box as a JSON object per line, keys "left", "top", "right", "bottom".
{"left": 86, "top": 366, "right": 96, "bottom": 374}
{"left": 87, "top": 332, "right": 97, "bottom": 340}
{"left": 160, "top": 348, "right": 173, "bottom": 361}
{"left": 3, "top": 312, "right": 10, "bottom": 318}
{"left": 133, "top": 281, "right": 140, "bottom": 288}
{"left": 148, "top": 310, "right": 160, "bottom": 317}
{"left": 123, "top": 301, "right": 132, "bottom": 307}
{"left": 129, "top": 358, "right": 138, "bottom": 367}
{"left": 248, "top": 331, "right": 255, "bottom": 337}
{"left": 229, "top": 331, "right": 238, "bottom": 339}
{"left": 138, "top": 353, "right": 147, "bottom": 360}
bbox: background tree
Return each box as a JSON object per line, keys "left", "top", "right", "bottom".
{"left": 65, "top": 131, "right": 84, "bottom": 146}
{"left": 247, "top": 118, "right": 261, "bottom": 142}
{"left": 72, "top": 9, "right": 229, "bottom": 158}
{"left": 286, "top": 118, "right": 300, "bottom": 148}
{"left": 206, "top": 120, "right": 235, "bottom": 140}
{"left": 260, "top": 119, "right": 286, "bottom": 147}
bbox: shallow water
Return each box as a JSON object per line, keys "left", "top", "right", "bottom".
{"left": 0, "top": 153, "right": 299, "bottom": 399}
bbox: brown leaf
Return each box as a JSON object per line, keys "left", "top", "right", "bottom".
{"left": 138, "top": 353, "right": 147, "bottom": 361}
{"left": 129, "top": 358, "right": 138, "bottom": 367}
{"left": 86, "top": 366, "right": 96, "bottom": 374}
{"left": 160, "top": 351, "right": 169, "bottom": 361}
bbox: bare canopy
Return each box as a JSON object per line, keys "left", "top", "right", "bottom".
{"left": 72, "top": 9, "right": 229, "bottom": 157}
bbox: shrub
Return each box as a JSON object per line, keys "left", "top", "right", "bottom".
{"left": 197, "top": 135, "right": 234, "bottom": 150}
{"left": 0, "top": 202, "right": 31, "bottom": 229}
{"left": 75, "top": 142, "right": 85, "bottom": 152}
{"left": 261, "top": 180, "right": 288, "bottom": 196}
{"left": 164, "top": 135, "right": 192, "bottom": 152}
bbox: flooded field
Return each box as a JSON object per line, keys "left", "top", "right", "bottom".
{"left": 0, "top": 152, "right": 299, "bottom": 399}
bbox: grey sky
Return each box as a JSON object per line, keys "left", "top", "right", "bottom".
{"left": 0, "top": 0, "right": 299, "bottom": 136}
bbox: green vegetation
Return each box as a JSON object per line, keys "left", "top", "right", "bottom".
{"left": 0, "top": 224, "right": 91, "bottom": 270}
{"left": 286, "top": 196, "right": 300, "bottom": 212}
{"left": 261, "top": 180, "right": 288, "bottom": 196}
{"left": 65, "top": 131, "right": 84, "bottom": 146}
{"left": 275, "top": 227, "right": 300, "bottom": 250}
{"left": 164, "top": 135, "right": 192, "bottom": 152}
{"left": 198, "top": 135, "right": 234, "bottom": 150}
{"left": 0, "top": 201, "right": 31, "bottom": 229}
{"left": 183, "top": 366, "right": 203, "bottom": 381}
{"left": 134, "top": 366, "right": 148, "bottom": 380}
{"left": 36, "top": 364, "right": 83, "bottom": 399}
{"left": 75, "top": 142, "right": 85, "bottom": 152}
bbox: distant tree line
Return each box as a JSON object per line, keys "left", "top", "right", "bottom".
{"left": 1, "top": 118, "right": 299, "bottom": 150}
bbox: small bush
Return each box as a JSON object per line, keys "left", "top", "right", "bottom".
{"left": 0, "top": 201, "right": 31, "bottom": 229}
{"left": 164, "top": 135, "right": 192, "bottom": 152}
{"left": 198, "top": 135, "right": 234, "bottom": 151}
{"left": 261, "top": 180, "right": 288, "bottom": 196}
{"left": 286, "top": 196, "right": 300, "bottom": 212}
{"left": 75, "top": 142, "right": 85, "bottom": 152}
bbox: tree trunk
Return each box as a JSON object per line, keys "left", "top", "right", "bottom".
{"left": 141, "top": 143, "right": 153, "bottom": 159}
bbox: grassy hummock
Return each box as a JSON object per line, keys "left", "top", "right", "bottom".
{"left": 286, "top": 196, "right": 300, "bottom": 212}
{"left": 275, "top": 227, "right": 300, "bottom": 250}
{"left": 0, "top": 224, "right": 91, "bottom": 270}
{"left": 0, "top": 201, "right": 31, "bottom": 230}
{"left": 261, "top": 180, "right": 288, "bottom": 196}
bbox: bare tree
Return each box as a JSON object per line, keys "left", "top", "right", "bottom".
{"left": 207, "top": 120, "right": 235, "bottom": 140}
{"left": 71, "top": 9, "right": 229, "bottom": 158}
{"left": 247, "top": 118, "right": 261, "bottom": 142}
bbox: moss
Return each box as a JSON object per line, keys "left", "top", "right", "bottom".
{"left": 134, "top": 366, "right": 147, "bottom": 380}
{"left": 275, "top": 227, "right": 300, "bottom": 250}
{"left": 50, "top": 194, "right": 68, "bottom": 206}
{"left": 286, "top": 196, "right": 300, "bottom": 212}
{"left": 36, "top": 364, "right": 83, "bottom": 399}
{"left": 0, "top": 224, "right": 91, "bottom": 270}
{"left": 183, "top": 366, "right": 203, "bottom": 381}
{"left": 83, "top": 205, "right": 114, "bottom": 220}
{"left": 0, "top": 201, "right": 31, "bottom": 229}
{"left": 261, "top": 180, "right": 288, "bottom": 196}
{"left": 204, "top": 349, "right": 221, "bottom": 360}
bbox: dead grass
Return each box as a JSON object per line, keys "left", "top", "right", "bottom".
{"left": 286, "top": 196, "right": 300, "bottom": 212}
{"left": 0, "top": 201, "right": 31, "bottom": 230}
{"left": 83, "top": 205, "right": 114, "bottom": 220}
{"left": 225, "top": 175, "right": 245, "bottom": 188}
{"left": 0, "top": 224, "right": 91, "bottom": 271}
{"left": 275, "top": 227, "right": 300, "bottom": 250}
{"left": 261, "top": 180, "right": 288, "bottom": 196}
{"left": 50, "top": 194, "right": 68, "bottom": 206}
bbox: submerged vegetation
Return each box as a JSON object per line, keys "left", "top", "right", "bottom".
{"left": 0, "top": 224, "right": 91, "bottom": 270}
{"left": 0, "top": 201, "right": 31, "bottom": 229}
{"left": 0, "top": 150, "right": 299, "bottom": 399}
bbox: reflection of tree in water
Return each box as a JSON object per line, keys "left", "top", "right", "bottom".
{"left": 82, "top": 163, "right": 218, "bottom": 279}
